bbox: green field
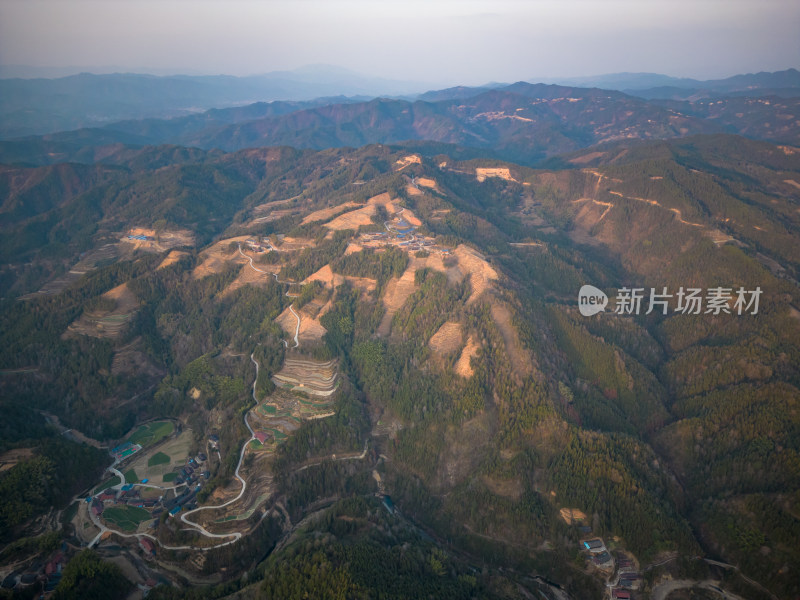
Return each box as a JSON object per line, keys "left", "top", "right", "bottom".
{"left": 93, "top": 476, "right": 121, "bottom": 494}
{"left": 103, "top": 506, "right": 151, "bottom": 532}
{"left": 249, "top": 439, "right": 263, "bottom": 450}
{"left": 124, "top": 469, "right": 138, "bottom": 483}
{"left": 128, "top": 421, "right": 175, "bottom": 447}
{"left": 163, "top": 472, "right": 177, "bottom": 482}
{"left": 148, "top": 451, "right": 171, "bottom": 467}
{"left": 268, "top": 428, "right": 287, "bottom": 440}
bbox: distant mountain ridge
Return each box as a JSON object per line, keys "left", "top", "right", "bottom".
{"left": 4, "top": 80, "right": 798, "bottom": 168}
{"left": 545, "top": 68, "right": 800, "bottom": 101}
{"left": 542, "top": 68, "right": 800, "bottom": 91}
{"left": 2, "top": 67, "right": 797, "bottom": 139}
{"left": 0, "top": 66, "right": 431, "bottom": 138}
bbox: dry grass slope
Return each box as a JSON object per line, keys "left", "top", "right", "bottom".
{"left": 429, "top": 321, "right": 463, "bottom": 356}
{"left": 395, "top": 154, "right": 422, "bottom": 170}
{"left": 193, "top": 236, "right": 250, "bottom": 278}
{"left": 476, "top": 167, "right": 518, "bottom": 183}
{"left": 455, "top": 335, "right": 480, "bottom": 378}
{"left": 157, "top": 250, "right": 188, "bottom": 270}
{"left": 452, "top": 245, "right": 498, "bottom": 303}
{"left": 303, "top": 264, "right": 377, "bottom": 297}
{"left": 378, "top": 262, "right": 418, "bottom": 336}
{"left": 324, "top": 204, "right": 377, "bottom": 230}
{"left": 301, "top": 202, "right": 360, "bottom": 225}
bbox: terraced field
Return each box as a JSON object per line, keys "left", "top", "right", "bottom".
{"left": 22, "top": 243, "right": 120, "bottom": 298}
{"left": 66, "top": 282, "right": 139, "bottom": 339}
{"left": 249, "top": 377, "right": 337, "bottom": 459}
{"left": 272, "top": 357, "right": 338, "bottom": 396}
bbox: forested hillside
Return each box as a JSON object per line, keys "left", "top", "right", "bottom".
{"left": 1, "top": 134, "right": 798, "bottom": 599}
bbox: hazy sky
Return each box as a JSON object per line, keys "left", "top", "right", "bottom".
{"left": 1, "top": 0, "right": 798, "bottom": 83}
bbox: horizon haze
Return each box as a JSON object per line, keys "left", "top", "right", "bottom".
{"left": 1, "top": 0, "right": 798, "bottom": 84}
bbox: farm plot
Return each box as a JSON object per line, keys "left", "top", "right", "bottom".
{"left": 213, "top": 494, "right": 269, "bottom": 523}
{"left": 417, "top": 177, "right": 438, "bottom": 189}
{"left": 127, "top": 421, "right": 174, "bottom": 447}
{"left": 275, "top": 299, "right": 332, "bottom": 345}
{"left": 125, "top": 427, "right": 192, "bottom": 486}
{"left": 103, "top": 506, "right": 151, "bottom": 532}
{"left": 257, "top": 403, "right": 278, "bottom": 416}
{"left": 367, "top": 192, "right": 398, "bottom": 214}
{"left": 247, "top": 199, "right": 303, "bottom": 226}
{"left": 148, "top": 452, "right": 170, "bottom": 467}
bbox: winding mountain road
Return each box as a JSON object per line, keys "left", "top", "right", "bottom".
{"left": 89, "top": 353, "right": 267, "bottom": 550}
{"left": 176, "top": 353, "right": 264, "bottom": 541}
{"left": 88, "top": 247, "right": 329, "bottom": 551}
{"left": 238, "top": 243, "right": 300, "bottom": 348}
{"left": 238, "top": 243, "right": 295, "bottom": 284}
{"left": 288, "top": 305, "right": 300, "bottom": 348}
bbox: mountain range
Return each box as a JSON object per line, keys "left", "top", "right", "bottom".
{"left": 0, "top": 65, "right": 430, "bottom": 138}
{"left": 3, "top": 80, "right": 799, "bottom": 170}
{"left": 0, "top": 68, "right": 799, "bottom": 599}
{"left": 2, "top": 67, "right": 798, "bottom": 140}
